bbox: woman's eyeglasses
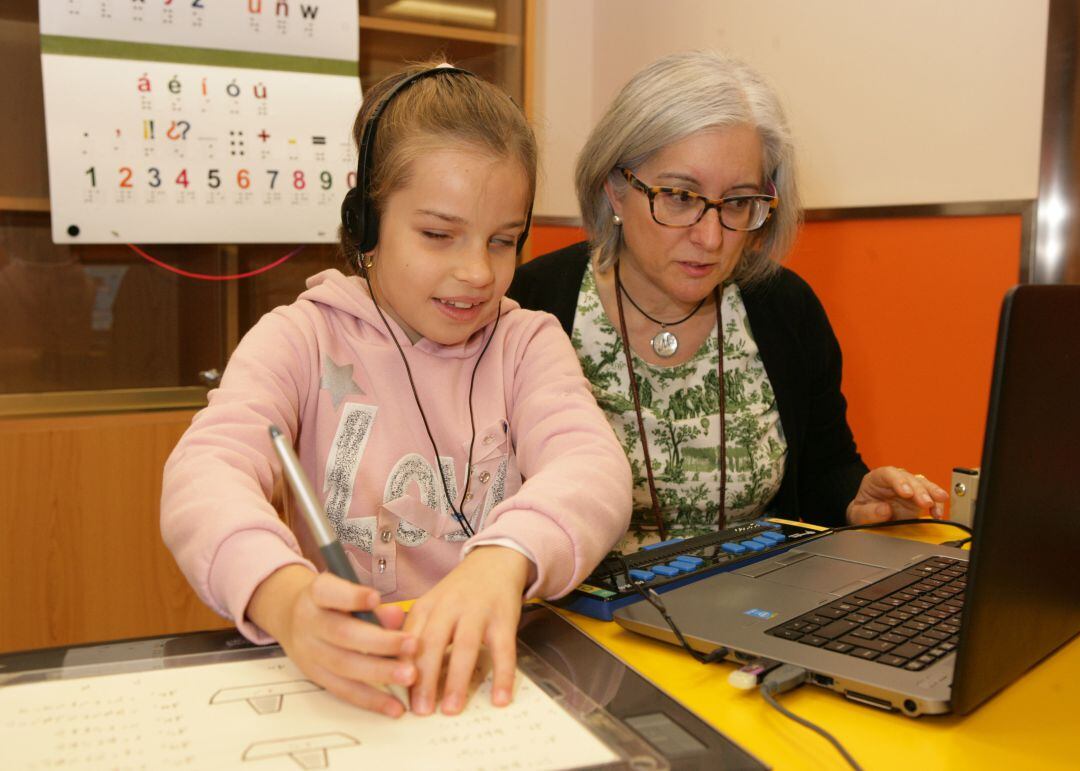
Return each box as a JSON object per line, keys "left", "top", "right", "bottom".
{"left": 619, "top": 167, "right": 778, "bottom": 231}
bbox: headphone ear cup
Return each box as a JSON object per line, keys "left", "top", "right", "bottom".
{"left": 357, "top": 198, "right": 379, "bottom": 254}
{"left": 341, "top": 187, "right": 380, "bottom": 255}
{"left": 341, "top": 187, "right": 363, "bottom": 240}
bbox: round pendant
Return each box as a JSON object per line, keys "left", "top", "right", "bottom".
{"left": 651, "top": 329, "right": 679, "bottom": 358}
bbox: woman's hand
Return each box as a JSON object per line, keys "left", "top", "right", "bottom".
{"left": 846, "top": 466, "right": 949, "bottom": 525}
{"left": 404, "top": 545, "right": 532, "bottom": 716}
{"left": 247, "top": 565, "right": 418, "bottom": 718}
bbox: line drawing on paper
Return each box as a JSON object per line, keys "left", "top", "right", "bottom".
{"left": 209, "top": 679, "right": 323, "bottom": 715}
{"left": 242, "top": 732, "right": 359, "bottom": 770}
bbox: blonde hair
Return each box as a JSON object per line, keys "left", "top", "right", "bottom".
{"left": 340, "top": 59, "right": 537, "bottom": 273}
{"left": 576, "top": 50, "right": 801, "bottom": 286}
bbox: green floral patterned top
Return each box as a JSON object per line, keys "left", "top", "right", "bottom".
{"left": 572, "top": 267, "right": 788, "bottom": 552}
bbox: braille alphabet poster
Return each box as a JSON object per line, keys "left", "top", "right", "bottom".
{"left": 40, "top": 1, "right": 361, "bottom": 244}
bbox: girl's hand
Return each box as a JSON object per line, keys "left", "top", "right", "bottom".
{"left": 846, "top": 466, "right": 949, "bottom": 525}
{"left": 247, "top": 565, "right": 418, "bottom": 717}
{"left": 404, "top": 546, "right": 532, "bottom": 716}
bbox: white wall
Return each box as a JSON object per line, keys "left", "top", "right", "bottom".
{"left": 531, "top": 1, "right": 595, "bottom": 219}
{"left": 532, "top": 0, "right": 1048, "bottom": 219}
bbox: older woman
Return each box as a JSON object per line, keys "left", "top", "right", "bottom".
{"left": 509, "top": 51, "right": 947, "bottom": 551}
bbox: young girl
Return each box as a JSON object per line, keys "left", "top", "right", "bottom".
{"left": 161, "top": 62, "right": 631, "bottom": 720}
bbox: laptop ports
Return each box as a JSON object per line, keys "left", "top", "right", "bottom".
{"left": 843, "top": 690, "right": 892, "bottom": 710}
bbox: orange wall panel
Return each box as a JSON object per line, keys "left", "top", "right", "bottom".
{"left": 527, "top": 225, "right": 586, "bottom": 259}
{"left": 530, "top": 216, "right": 1023, "bottom": 506}
{"left": 787, "top": 216, "right": 1022, "bottom": 495}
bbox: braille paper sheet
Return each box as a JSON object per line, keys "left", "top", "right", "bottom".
{"left": 0, "top": 655, "right": 619, "bottom": 770}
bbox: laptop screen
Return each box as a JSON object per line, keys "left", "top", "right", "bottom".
{"left": 952, "top": 284, "right": 1080, "bottom": 714}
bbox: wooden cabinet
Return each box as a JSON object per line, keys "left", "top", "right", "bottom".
{"left": 0, "top": 412, "right": 230, "bottom": 653}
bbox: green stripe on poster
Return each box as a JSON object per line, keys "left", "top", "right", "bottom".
{"left": 40, "top": 35, "right": 356, "bottom": 77}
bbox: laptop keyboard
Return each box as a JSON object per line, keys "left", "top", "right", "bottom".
{"left": 765, "top": 556, "right": 967, "bottom": 671}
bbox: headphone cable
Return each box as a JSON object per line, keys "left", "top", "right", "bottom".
{"left": 365, "top": 275, "right": 501, "bottom": 538}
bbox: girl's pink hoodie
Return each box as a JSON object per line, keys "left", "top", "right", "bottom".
{"left": 162, "top": 269, "right": 631, "bottom": 642}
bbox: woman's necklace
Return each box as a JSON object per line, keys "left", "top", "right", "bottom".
{"left": 613, "top": 273, "right": 726, "bottom": 541}
{"left": 615, "top": 263, "right": 707, "bottom": 358}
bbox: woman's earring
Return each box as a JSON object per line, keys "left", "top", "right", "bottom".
{"left": 612, "top": 214, "right": 622, "bottom": 226}
{"left": 360, "top": 252, "right": 375, "bottom": 270}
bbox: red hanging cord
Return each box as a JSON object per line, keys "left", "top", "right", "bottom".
{"left": 126, "top": 243, "right": 305, "bottom": 281}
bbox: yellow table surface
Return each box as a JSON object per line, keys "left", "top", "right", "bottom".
{"left": 553, "top": 522, "right": 1080, "bottom": 770}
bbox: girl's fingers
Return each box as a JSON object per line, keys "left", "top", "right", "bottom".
{"left": 307, "top": 661, "right": 408, "bottom": 718}
{"left": 487, "top": 623, "right": 518, "bottom": 707}
{"left": 312, "top": 636, "right": 416, "bottom": 688}
{"left": 326, "top": 616, "right": 417, "bottom": 658}
{"left": 402, "top": 601, "right": 429, "bottom": 638}
{"left": 305, "top": 575, "right": 416, "bottom": 657}
{"left": 410, "top": 615, "right": 455, "bottom": 716}
{"left": 375, "top": 602, "right": 408, "bottom": 631}
{"left": 440, "top": 620, "right": 485, "bottom": 715}
{"left": 309, "top": 572, "right": 381, "bottom": 613}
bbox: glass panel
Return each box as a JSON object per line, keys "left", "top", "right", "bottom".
{"left": 358, "top": 29, "right": 522, "bottom": 102}
{"left": 236, "top": 243, "right": 344, "bottom": 330}
{"left": 0, "top": 13, "right": 49, "bottom": 204}
{"left": 0, "top": 211, "right": 227, "bottom": 394}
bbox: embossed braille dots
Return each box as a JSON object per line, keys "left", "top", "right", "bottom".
{"left": 229, "top": 130, "right": 246, "bottom": 157}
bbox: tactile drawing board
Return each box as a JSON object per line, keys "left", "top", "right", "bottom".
{"left": 0, "top": 654, "right": 620, "bottom": 770}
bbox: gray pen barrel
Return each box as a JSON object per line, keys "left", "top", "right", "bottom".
{"left": 272, "top": 431, "right": 335, "bottom": 547}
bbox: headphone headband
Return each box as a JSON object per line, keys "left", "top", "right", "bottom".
{"left": 340, "top": 66, "right": 532, "bottom": 266}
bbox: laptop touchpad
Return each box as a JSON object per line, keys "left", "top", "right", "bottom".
{"left": 753, "top": 555, "right": 885, "bottom": 594}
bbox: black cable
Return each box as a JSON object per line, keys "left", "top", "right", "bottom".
{"left": 613, "top": 554, "right": 728, "bottom": 665}
{"left": 457, "top": 310, "right": 501, "bottom": 520}
{"left": 617, "top": 264, "right": 707, "bottom": 326}
{"left": 365, "top": 275, "right": 501, "bottom": 538}
{"left": 830, "top": 516, "right": 972, "bottom": 536}
{"left": 759, "top": 667, "right": 864, "bottom": 771}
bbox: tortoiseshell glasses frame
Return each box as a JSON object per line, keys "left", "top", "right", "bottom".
{"left": 619, "top": 167, "right": 779, "bottom": 231}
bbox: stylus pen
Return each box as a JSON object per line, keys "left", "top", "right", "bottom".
{"left": 269, "top": 425, "right": 411, "bottom": 710}
{"left": 268, "top": 425, "right": 379, "bottom": 625}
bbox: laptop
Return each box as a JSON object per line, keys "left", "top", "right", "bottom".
{"left": 614, "top": 284, "right": 1080, "bottom": 716}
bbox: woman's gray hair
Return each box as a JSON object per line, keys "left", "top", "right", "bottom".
{"left": 575, "top": 50, "right": 801, "bottom": 285}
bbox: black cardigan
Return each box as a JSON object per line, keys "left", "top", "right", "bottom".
{"left": 508, "top": 241, "right": 868, "bottom": 528}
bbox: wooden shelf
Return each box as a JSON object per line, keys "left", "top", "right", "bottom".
{"left": 359, "top": 14, "right": 520, "bottom": 46}
{"left": 0, "top": 196, "right": 49, "bottom": 213}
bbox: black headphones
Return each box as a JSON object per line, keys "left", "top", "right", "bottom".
{"left": 340, "top": 65, "right": 532, "bottom": 262}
